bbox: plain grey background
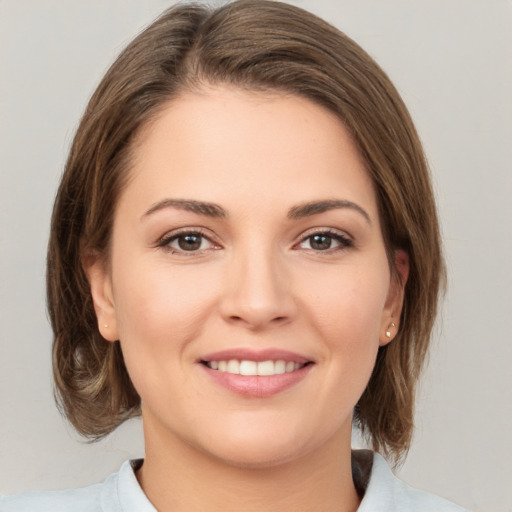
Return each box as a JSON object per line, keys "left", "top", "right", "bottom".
{"left": 1, "top": 1, "right": 511, "bottom": 511}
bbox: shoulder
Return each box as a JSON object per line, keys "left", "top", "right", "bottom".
{"left": 0, "top": 483, "right": 103, "bottom": 512}
{"left": 0, "top": 459, "right": 154, "bottom": 512}
{"left": 354, "top": 451, "right": 470, "bottom": 512}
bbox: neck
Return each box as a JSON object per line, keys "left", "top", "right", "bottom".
{"left": 137, "top": 417, "right": 361, "bottom": 512}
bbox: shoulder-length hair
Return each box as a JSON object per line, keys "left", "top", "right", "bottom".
{"left": 48, "top": 0, "right": 445, "bottom": 463}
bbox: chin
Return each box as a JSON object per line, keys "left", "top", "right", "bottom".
{"left": 193, "top": 419, "right": 322, "bottom": 470}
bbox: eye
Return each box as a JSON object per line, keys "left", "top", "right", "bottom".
{"left": 159, "top": 230, "right": 219, "bottom": 254}
{"left": 297, "top": 230, "right": 353, "bottom": 252}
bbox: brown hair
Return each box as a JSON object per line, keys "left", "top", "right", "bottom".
{"left": 48, "top": 0, "right": 445, "bottom": 463}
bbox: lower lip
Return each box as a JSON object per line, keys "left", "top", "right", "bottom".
{"left": 201, "top": 364, "right": 313, "bottom": 398}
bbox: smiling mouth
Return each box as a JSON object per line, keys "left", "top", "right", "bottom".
{"left": 201, "top": 359, "right": 312, "bottom": 376}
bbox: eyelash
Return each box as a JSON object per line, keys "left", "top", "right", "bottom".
{"left": 295, "top": 228, "right": 354, "bottom": 253}
{"left": 156, "top": 228, "right": 354, "bottom": 255}
{"left": 157, "top": 228, "right": 219, "bottom": 255}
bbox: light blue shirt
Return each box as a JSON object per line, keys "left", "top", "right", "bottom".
{"left": 0, "top": 452, "right": 469, "bottom": 511}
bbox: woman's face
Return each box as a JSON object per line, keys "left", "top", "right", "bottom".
{"left": 89, "top": 87, "right": 406, "bottom": 468}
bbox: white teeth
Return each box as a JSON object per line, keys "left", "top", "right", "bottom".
{"left": 257, "top": 360, "right": 275, "bottom": 376}
{"left": 206, "top": 359, "right": 306, "bottom": 376}
{"left": 226, "top": 359, "right": 240, "bottom": 374}
{"left": 274, "top": 360, "right": 286, "bottom": 374}
{"left": 240, "top": 360, "right": 257, "bottom": 375}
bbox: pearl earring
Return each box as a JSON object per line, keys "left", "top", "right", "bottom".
{"left": 385, "top": 321, "right": 396, "bottom": 338}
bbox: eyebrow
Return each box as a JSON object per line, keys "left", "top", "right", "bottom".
{"left": 143, "top": 199, "right": 227, "bottom": 218}
{"left": 142, "top": 198, "right": 371, "bottom": 224}
{"left": 287, "top": 199, "right": 371, "bottom": 224}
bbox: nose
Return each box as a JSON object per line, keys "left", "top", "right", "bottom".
{"left": 219, "top": 245, "right": 297, "bottom": 331}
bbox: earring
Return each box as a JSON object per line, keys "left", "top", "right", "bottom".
{"left": 98, "top": 309, "right": 108, "bottom": 329}
{"left": 385, "top": 321, "right": 396, "bottom": 338}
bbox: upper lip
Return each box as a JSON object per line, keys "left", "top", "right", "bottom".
{"left": 199, "top": 348, "right": 313, "bottom": 365}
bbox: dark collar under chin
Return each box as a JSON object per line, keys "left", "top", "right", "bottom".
{"left": 351, "top": 449, "right": 374, "bottom": 498}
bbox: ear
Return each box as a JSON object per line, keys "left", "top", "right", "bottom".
{"left": 379, "top": 249, "right": 409, "bottom": 346}
{"left": 82, "top": 251, "right": 119, "bottom": 342}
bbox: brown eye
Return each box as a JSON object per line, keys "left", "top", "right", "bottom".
{"left": 160, "top": 231, "right": 217, "bottom": 253}
{"left": 177, "top": 234, "right": 203, "bottom": 251}
{"left": 309, "top": 234, "right": 333, "bottom": 250}
{"left": 297, "top": 230, "right": 353, "bottom": 252}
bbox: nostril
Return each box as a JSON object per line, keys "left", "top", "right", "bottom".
{"left": 227, "top": 313, "right": 290, "bottom": 329}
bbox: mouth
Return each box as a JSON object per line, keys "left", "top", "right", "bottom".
{"left": 201, "top": 359, "right": 311, "bottom": 376}
{"left": 198, "top": 349, "right": 314, "bottom": 397}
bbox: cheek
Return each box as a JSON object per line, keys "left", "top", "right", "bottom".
{"left": 111, "top": 255, "right": 220, "bottom": 359}
{"left": 303, "top": 263, "right": 389, "bottom": 404}
{"left": 109, "top": 258, "right": 222, "bottom": 414}
{"left": 307, "top": 267, "right": 389, "bottom": 346}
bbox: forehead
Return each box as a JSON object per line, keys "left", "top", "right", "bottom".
{"left": 121, "top": 87, "right": 378, "bottom": 220}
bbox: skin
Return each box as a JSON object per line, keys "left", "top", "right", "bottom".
{"left": 86, "top": 87, "right": 408, "bottom": 512}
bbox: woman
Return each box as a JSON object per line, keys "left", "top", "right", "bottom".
{"left": 1, "top": 1, "right": 468, "bottom": 510}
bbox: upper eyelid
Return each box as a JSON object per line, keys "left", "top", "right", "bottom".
{"left": 159, "top": 227, "right": 217, "bottom": 242}
{"left": 296, "top": 226, "right": 353, "bottom": 241}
